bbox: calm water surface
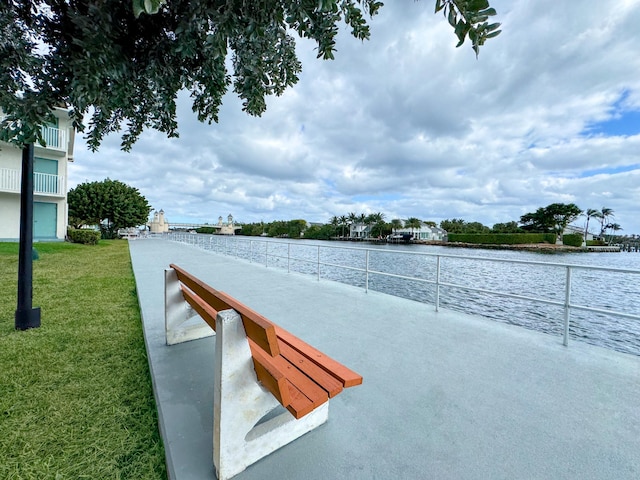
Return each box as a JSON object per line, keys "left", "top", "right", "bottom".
{"left": 180, "top": 235, "right": 640, "bottom": 357}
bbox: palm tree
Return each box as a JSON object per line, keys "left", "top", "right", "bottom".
{"left": 330, "top": 215, "right": 340, "bottom": 237}
{"left": 584, "top": 208, "right": 602, "bottom": 243}
{"left": 599, "top": 207, "right": 614, "bottom": 240}
{"left": 405, "top": 217, "right": 422, "bottom": 239}
{"left": 339, "top": 215, "right": 348, "bottom": 238}
{"left": 606, "top": 223, "right": 623, "bottom": 243}
{"left": 391, "top": 218, "right": 403, "bottom": 235}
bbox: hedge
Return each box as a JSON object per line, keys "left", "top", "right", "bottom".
{"left": 562, "top": 233, "right": 583, "bottom": 247}
{"left": 67, "top": 228, "right": 101, "bottom": 245}
{"left": 447, "top": 233, "right": 557, "bottom": 245}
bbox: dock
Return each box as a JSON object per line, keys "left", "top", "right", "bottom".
{"left": 128, "top": 239, "right": 640, "bottom": 480}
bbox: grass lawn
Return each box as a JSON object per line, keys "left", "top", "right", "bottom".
{"left": 0, "top": 240, "right": 167, "bottom": 479}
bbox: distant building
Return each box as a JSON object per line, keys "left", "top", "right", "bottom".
{"left": 0, "top": 107, "right": 75, "bottom": 241}
{"left": 217, "top": 214, "right": 239, "bottom": 235}
{"left": 149, "top": 209, "right": 169, "bottom": 233}
{"left": 392, "top": 221, "right": 447, "bottom": 241}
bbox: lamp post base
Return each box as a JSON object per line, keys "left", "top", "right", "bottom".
{"left": 15, "top": 307, "right": 41, "bottom": 330}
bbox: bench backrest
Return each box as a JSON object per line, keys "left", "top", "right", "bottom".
{"left": 169, "top": 264, "right": 363, "bottom": 419}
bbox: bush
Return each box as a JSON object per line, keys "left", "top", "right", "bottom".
{"left": 67, "top": 228, "right": 101, "bottom": 245}
{"left": 447, "top": 233, "right": 557, "bottom": 244}
{"left": 196, "top": 226, "right": 217, "bottom": 234}
{"left": 562, "top": 234, "right": 584, "bottom": 247}
{"left": 587, "top": 239, "right": 607, "bottom": 246}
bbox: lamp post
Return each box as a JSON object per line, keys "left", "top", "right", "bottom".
{"left": 15, "top": 143, "right": 41, "bottom": 330}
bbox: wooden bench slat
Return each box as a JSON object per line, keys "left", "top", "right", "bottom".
{"left": 249, "top": 339, "right": 328, "bottom": 407}
{"left": 284, "top": 383, "right": 317, "bottom": 419}
{"left": 180, "top": 285, "right": 218, "bottom": 331}
{"left": 275, "top": 326, "right": 363, "bottom": 388}
{"left": 170, "top": 264, "right": 280, "bottom": 356}
{"left": 250, "top": 345, "right": 291, "bottom": 408}
{"left": 277, "top": 340, "right": 343, "bottom": 398}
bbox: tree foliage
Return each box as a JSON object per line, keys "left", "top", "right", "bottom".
{"left": 67, "top": 179, "right": 151, "bottom": 238}
{"left": 1, "top": 0, "right": 499, "bottom": 151}
{"left": 519, "top": 203, "right": 582, "bottom": 237}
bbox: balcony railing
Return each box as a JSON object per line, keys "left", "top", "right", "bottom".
{"left": 39, "top": 125, "right": 68, "bottom": 152}
{"left": 0, "top": 115, "right": 67, "bottom": 153}
{"left": 0, "top": 168, "right": 65, "bottom": 196}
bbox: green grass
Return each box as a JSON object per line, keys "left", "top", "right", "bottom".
{"left": 0, "top": 240, "right": 167, "bottom": 480}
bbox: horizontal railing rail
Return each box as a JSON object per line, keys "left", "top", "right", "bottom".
{"left": 164, "top": 233, "right": 640, "bottom": 354}
{"left": 0, "top": 168, "right": 65, "bottom": 196}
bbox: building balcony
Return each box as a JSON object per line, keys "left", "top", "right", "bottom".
{"left": 1, "top": 116, "right": 68, "bottom": 155}
{"left": 36, "top": 125, "right": 68, "bottom": 155}
{"left": 0, "top": 168, "right": 66, "bottom": 197}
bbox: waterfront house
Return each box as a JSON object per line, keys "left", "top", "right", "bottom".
{"left": 394, "top": 221, "right": 448, "bottom": 241}
{"left": 0, "top": 108, "right": 75, "bottom": 241}
{"left": 349, "top": 222, "right": 370, "bottom": 239}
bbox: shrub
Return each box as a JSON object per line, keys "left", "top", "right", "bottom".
{"left": 67, "top": 228, "right": 101, "bottom": 245}
{"left": 587, "top": 240, "right": 607, "bottom": 246}
{"left": 562, "top": 234, "right": 584, "bottom": 247}
{"left": 447, "top": 233, "right": 557, "bottom": 244}
{"left": 196, "top": 226, "right": 217, "bottom": 234}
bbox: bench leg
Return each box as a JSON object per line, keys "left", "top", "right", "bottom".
{"left": 213, "top": 309, "right": 329, "bottom": 480}
{"left": 164, "top": 268, "right": 215, "bottom": 345}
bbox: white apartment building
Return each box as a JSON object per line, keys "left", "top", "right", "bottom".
{"left": 0, "top": 108, "right": 75, "bottom": 241}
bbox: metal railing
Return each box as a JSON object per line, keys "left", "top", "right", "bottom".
{"left": 39, "top": 125, "right": 67, "bottom": 152}
{"left": 165, "top": 233, "right": 640, "bottom": 352}
{"left": 0, "top": 168, "right": 65, "bottom": 196}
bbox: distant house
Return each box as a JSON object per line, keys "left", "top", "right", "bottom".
{"left": 564, "top": 224, "right": 593, "bottom": 241}
{"left": 0, "top": 107, "right": 75, "bottom": 241}
{"left": 349, "top": 223, "right": 370, "bottom": 239}
{"left": 394, "top": 221, "right": 447, "bottom": 241}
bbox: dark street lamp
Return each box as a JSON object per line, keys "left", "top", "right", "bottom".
{"left": 15, "top": 143, "right": 41, "bottom": 329}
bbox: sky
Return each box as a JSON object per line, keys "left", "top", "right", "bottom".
{"left": 69, "top": 0, "right": 640, "bottom": 235}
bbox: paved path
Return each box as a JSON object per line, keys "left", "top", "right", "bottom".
{"left": 128, "top": 239, "right": 640, "bottom": 480}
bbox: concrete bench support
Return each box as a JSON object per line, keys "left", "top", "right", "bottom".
{"left": 164, "top": 268, "right": 215, "bottom": 345}
{"left": 214, "top": 309, "right": 329, "bottom": 480}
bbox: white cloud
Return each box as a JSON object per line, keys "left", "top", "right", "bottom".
{"left": 70, "top": 0, "right": 640, "bottom": 234}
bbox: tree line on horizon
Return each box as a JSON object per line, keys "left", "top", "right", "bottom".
{"left": 236, "top": 203, "right": 625, "bottom": 242}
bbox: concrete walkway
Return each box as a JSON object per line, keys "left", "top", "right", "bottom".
{"left": 128, "top": 239, "right": 640, "bottom": 480}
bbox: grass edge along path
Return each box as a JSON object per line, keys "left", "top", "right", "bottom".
{"left": 0, "top": 240, "right": 167, "bottom": 480}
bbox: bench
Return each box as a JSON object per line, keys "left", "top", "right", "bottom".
{"left": 164, "top": 264, "right": 363, "bottom": 480}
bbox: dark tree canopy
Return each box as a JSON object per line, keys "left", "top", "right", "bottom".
{"left": 68, "top": 178, "right": 151, "bottom": 238}
{"left": 519, "top": 203, "right": 582, "bottom": 236}
{"left": 0, "top": 0, "right": 499, "bottom": 151}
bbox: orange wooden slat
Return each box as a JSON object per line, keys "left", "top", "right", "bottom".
{"left": 277, "top": 340, "right": 343, "bottom": 398}
{"left": 170, "top": 264, "right": 280, "bottom": 356}
{"left": 180, "top": 285, "right": 218, "bottom": 331}
{"left": 275, "top": 326, "right": 363, "bottom": 388}
{"left": 249, "top": 339, "right": 328, "bottom": 407}
{"left": 284, "top": 382, "right": 318, "bottom": 419}
{"left": 250, "top": 345, "right": 291, "bottom": 407}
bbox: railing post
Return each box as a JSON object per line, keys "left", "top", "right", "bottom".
{"left": 365, "top": 250, "right": 370, "bottom": 293}
{"left": 265, "top": 242, "right": 268, "bottom": 268}
{"left": 317, "top": 246, "right": 320, "bottom": 281}
{"left": 287, "top": 244, "right": 291, "bottom": 273}
{"left": 563, "top": 266, "right": 572, "bottom": 346}
{"left": 435, "top": 256, "right": 441, "bottom": 312}
{"left": 250, "top": 240, "right": 253, "bottom": 263}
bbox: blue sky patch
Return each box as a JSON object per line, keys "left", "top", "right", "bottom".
{"left": 584, "top": 90, "right": 640, "bottom": 137}
{"left": 578, "top": 164, "right": 640, "bottom": 178}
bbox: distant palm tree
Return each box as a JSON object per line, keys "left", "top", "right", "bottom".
{"left": 339, "top": 215, "right": 348, "bottom": 238}
{"left": 599, "top": 207, "right": 614, "bottom": 240}
{"left": 606, "top": 223, "right": 623, "bottom": 243}
{"left": 391, "top": 218, "right": 403, "bottom": 235}
{"left": 405, "top": 217, "right": 422, "bottom": 238}
{"left": 330, "top": 216, "right": 340, "bottom": 237}
{"left": 584, "top": 208, "right": 602, "bottom": 243}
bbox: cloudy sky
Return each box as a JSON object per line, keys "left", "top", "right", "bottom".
{"left": 69, "top": 0, "right": 640, "bottom": 234}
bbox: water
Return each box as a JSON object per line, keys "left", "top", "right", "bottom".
{"left": 172, "top": 234, "right": 640, "bottom": 357}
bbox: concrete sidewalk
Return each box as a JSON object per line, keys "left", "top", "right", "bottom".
{"left": 129, "top": 239, "right": 640, "bottom": 480}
